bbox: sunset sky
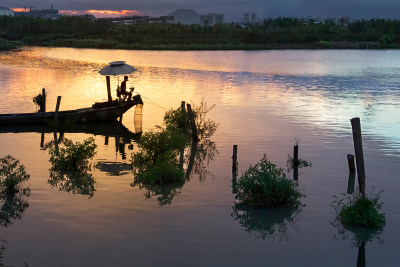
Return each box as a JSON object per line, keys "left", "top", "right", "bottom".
{"left": 4, "top": 0, "right": 400, "bottom": 21}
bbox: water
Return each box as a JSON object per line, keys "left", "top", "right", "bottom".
{"left": 0, "top": 48, "right": 399, "bottom": 266}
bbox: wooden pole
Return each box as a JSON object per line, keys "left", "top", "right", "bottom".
{"left": 350, "top": 117, "right": 366, "bottom": 198}
{"left": 41, "top": 88, "right": 46, "bottom": 112}
{"left": 106, "top": 75, "right": 112, "bottom": 102}
{"left": 186, "top": 104, "right": 199, "bottom": 142}
{"left": 54, "top": 96, "right": 61, "bottom": 123}
{"left": 347, "top": 172, "right": 355, "bottom": 194}
{"left": 293, "top": 165, "right": 299, "bottom": 182}
{"left": 293, "top": 145, "right": 299, "bottom": 166}
{"left": 232, "top": 145, "right": 238, "bottom": 194}
{"left": 232, "top": 145, "right": 238, "bottom": 171}
{"left": 347, "top": 154, "right": 356, "bottom": 173}
{"left": 40, "top": 132, "right": 45, "bottom": 148}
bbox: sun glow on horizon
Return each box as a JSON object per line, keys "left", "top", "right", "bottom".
{"left": 60, "top": 9, "right": 140, "bottom": 18}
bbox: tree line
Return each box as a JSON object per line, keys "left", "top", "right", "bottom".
{"left": 1, "top": 15, "right": 400, "bottom": 50}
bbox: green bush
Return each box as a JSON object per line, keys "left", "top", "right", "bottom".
{"left": 46, "top": 138, "right": 97, "bottom": 172}
{"left": 0, "top": 155, "right": 30, "bottom": 194}
{"left": 336, "top": 191, "right": 386, "bottom": 228}
{"left": 235, "top": 155, "right": 302, "bottom": 207}
{"left": 132, "top": 127, "right": 186, "bottom": 184}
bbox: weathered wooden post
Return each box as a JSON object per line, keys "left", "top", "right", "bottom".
{"left": 347, "top": 154, "right": 356, "bottom": 173}
{"left": 41, "top": 88, "right": 46, "bottom": 112}
{"left": 186, "top": 103, "right": 199, "bottom": 142}
{"left": 106, "top": 75, "right": 112, "bottom": 102}
{"left": 293, "top": 165, "right": 299, "bottom": 182}
{"left": 347, "top": 172, "right": 355, "bottom": 194}
{"left": 293, "top": 144, "right": 299, "bottom": 166}
{"left": 54, "top": 96, "right": 61, "bottom": 123}
{"left": 350, "top": 117, "right": 366, "bottom": 198}
{"left": 232, "top": 145, "right": 238, "bottom": 171}
{"left": 232, "top": 145, "right": 238, "bottom": 194}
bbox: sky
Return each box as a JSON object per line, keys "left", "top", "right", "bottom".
{"left": 2, "top": 0, "right": 400, "bottom": 21}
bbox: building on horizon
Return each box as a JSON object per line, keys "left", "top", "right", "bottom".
{"left": 168, "top": 9, "right": 200, "bottom": 25}
{"left": 243, "top": 12, "right": 257, "bottom": 25}
{"left": 200, "top": 13, "right": 224, "bottom": 26}
{"left": 0, "top": 6, "right": 15, "bottom": 16}
{"left": 15, "top": 5, "right": 61, "bottom": 20}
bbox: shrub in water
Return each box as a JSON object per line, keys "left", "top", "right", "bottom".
{"left": 235, "top": 154, "right": 302, "bottom": 207}
{"left": 132, "top": 127, "right": 186, "bottom": 184}
{"left": 0, "top": 155, "right": 30, "bottom": 194}
{"left": 46, "top": 138, "right": 97, "bottom": 172}
{"left": 333, "top": 190, "right": 386, "bottom": 229}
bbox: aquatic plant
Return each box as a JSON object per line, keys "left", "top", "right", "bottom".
{"left": 332, "top": 190, "right": 386, "bottom": 229}
{"left": 132, "top": 127, "right": 186, "bottom": 184}
{"left": 286, "top": 155, "right": 312, "bottom": 169}
{"left": 0, "top": 155, "right": 30, "bottom": 194}
{"left": 132, "top": 101, "right": 218, "bottom": 205}
{"left": 32, "top": 92, "right": 46, "bottom": 111}
{"left": 45, "top": 138, "right": 97, "bottom": 172}
{"left": 235, "top": 154, "right": 303, "bottom": 207}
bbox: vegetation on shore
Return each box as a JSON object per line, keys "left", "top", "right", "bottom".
{"left": 1, "top": 15, "right": 400, "bottom": 51}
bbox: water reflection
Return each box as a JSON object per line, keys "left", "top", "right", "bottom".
{"left": 0, "top": 189, "right": 30, "bottom": 228}
{"left": 132, "top": 102, "right": 218, "bottom": 205}
{"left": 232, "top": 203, "right": 302, "bottom": 240}
{"left": 331, "top": 222, "right": 384, "bottom": 267}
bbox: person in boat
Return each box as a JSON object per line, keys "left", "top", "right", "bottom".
{"left": 119, "top": 76, "right": 133, "bottom": 102}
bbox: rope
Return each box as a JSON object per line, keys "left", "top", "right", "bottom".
{"left": 136, "top": 92, "right": 166, "bottom": 110}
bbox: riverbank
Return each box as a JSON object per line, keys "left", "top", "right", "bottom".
{"left": 1, "top": 16, "right": 399, "bottom": 51}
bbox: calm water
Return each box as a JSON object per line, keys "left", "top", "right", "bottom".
{"left": 0, "top": 48, "right": 400, "bottom": 266}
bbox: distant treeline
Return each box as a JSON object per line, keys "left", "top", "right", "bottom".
{"left": 1, "top": 15, "right": 400, "bottom": 51}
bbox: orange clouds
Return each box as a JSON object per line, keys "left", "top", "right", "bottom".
{"left": 10, "top": 8, "right": 28, "bottom": 12}
{"left": 59, "top": 9, "right": 139, "bottom": 18}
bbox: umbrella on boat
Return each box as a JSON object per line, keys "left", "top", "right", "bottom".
{"left": 99, "top": 61, "right": 137, "bottom": 102}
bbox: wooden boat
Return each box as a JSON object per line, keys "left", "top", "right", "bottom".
{"left": 0, "top": 95, "right": 143, "bottom": 125}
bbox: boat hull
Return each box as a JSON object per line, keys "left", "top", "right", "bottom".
{"left": 0, "top": 95, "right": 143, "bottom": 125}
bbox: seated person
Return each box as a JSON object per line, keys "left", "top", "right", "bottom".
{"left": 120, "top": 76, "right": 133, "bottom": 102}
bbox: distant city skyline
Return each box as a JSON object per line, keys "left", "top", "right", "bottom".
{"left": 2, "top": 0, "right": 400, "bottom": 21}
